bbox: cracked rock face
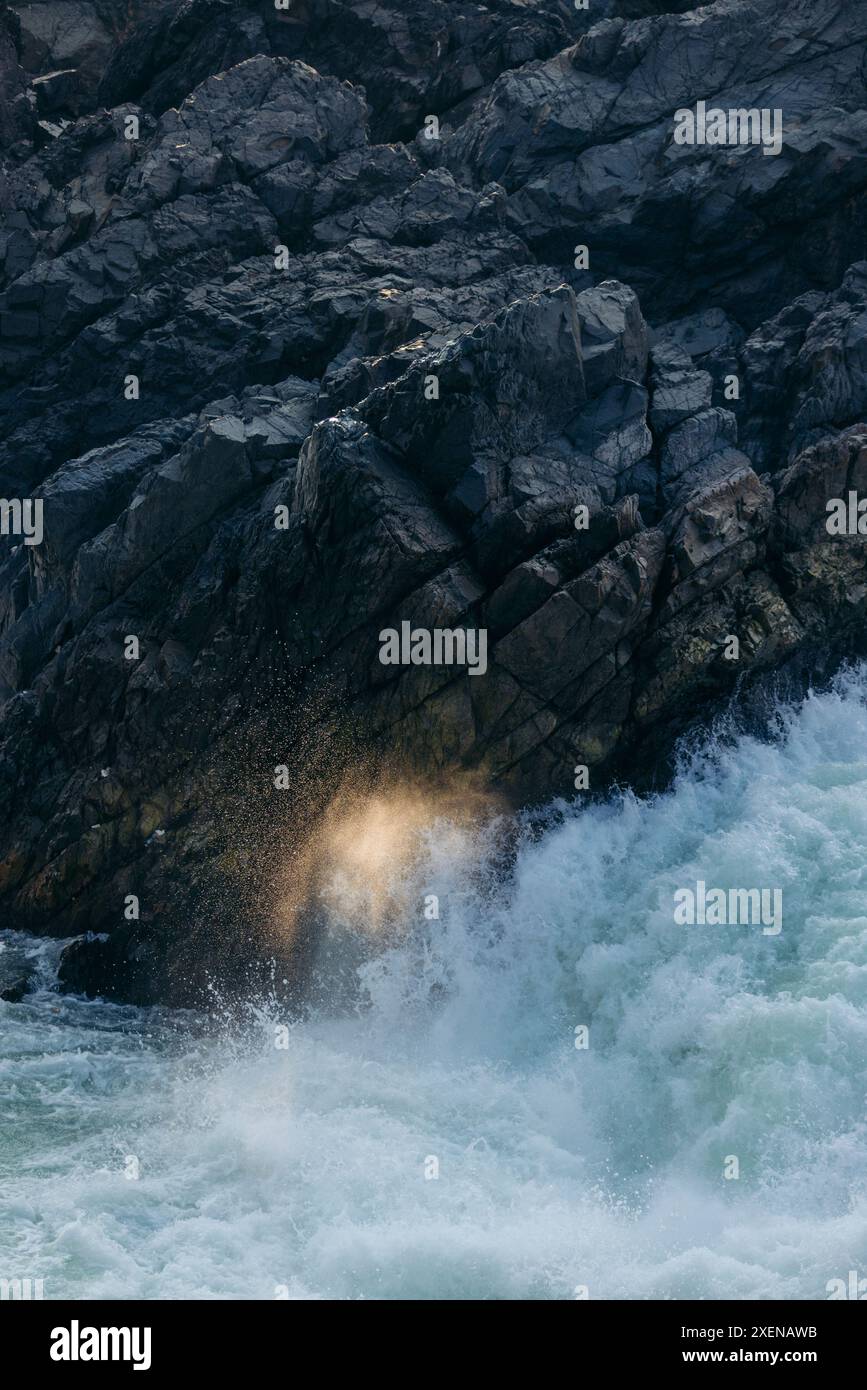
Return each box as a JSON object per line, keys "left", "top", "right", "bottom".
{"left": 1, "top": 0, "right": 866, "bottom": 1005}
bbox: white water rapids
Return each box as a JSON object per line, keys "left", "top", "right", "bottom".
{"left": 2, "top": 668, "right": 867, "bottom": 1299}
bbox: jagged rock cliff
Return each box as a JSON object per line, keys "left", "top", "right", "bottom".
{"left": 1, "top": 0, "right": 866, "bottom": 1003}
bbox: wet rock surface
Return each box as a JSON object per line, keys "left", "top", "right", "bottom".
{"left": 1, "top": 0, "right": 865, "bottom": 1003}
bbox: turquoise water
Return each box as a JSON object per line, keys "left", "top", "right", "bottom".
{"left": 2, "top": 668, "right": 867, "bottom": 1299}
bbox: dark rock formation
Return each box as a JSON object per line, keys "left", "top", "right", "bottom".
{"left": 441, "top": 0, "right": 867, "bottom": 326}
{"left": 0, "top": 974, "right": 28, "bottom": 1002}
{"left": 1, "top": 0, "right": 865, "bottom": 1004}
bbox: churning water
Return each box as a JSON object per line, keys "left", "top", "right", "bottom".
{"left": 2, "top": 667, "right": 867, "bottom": 1300}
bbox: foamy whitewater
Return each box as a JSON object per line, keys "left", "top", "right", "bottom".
{"left": 3, "top": 668, "right": 867, "bottom": 1300}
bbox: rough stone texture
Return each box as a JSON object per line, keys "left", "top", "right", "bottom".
{"left": 1, "top": 0, "right": 866, "bottom": 1004}
{"left": 443, "top": 0, "right": 867, "bottom": 326}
